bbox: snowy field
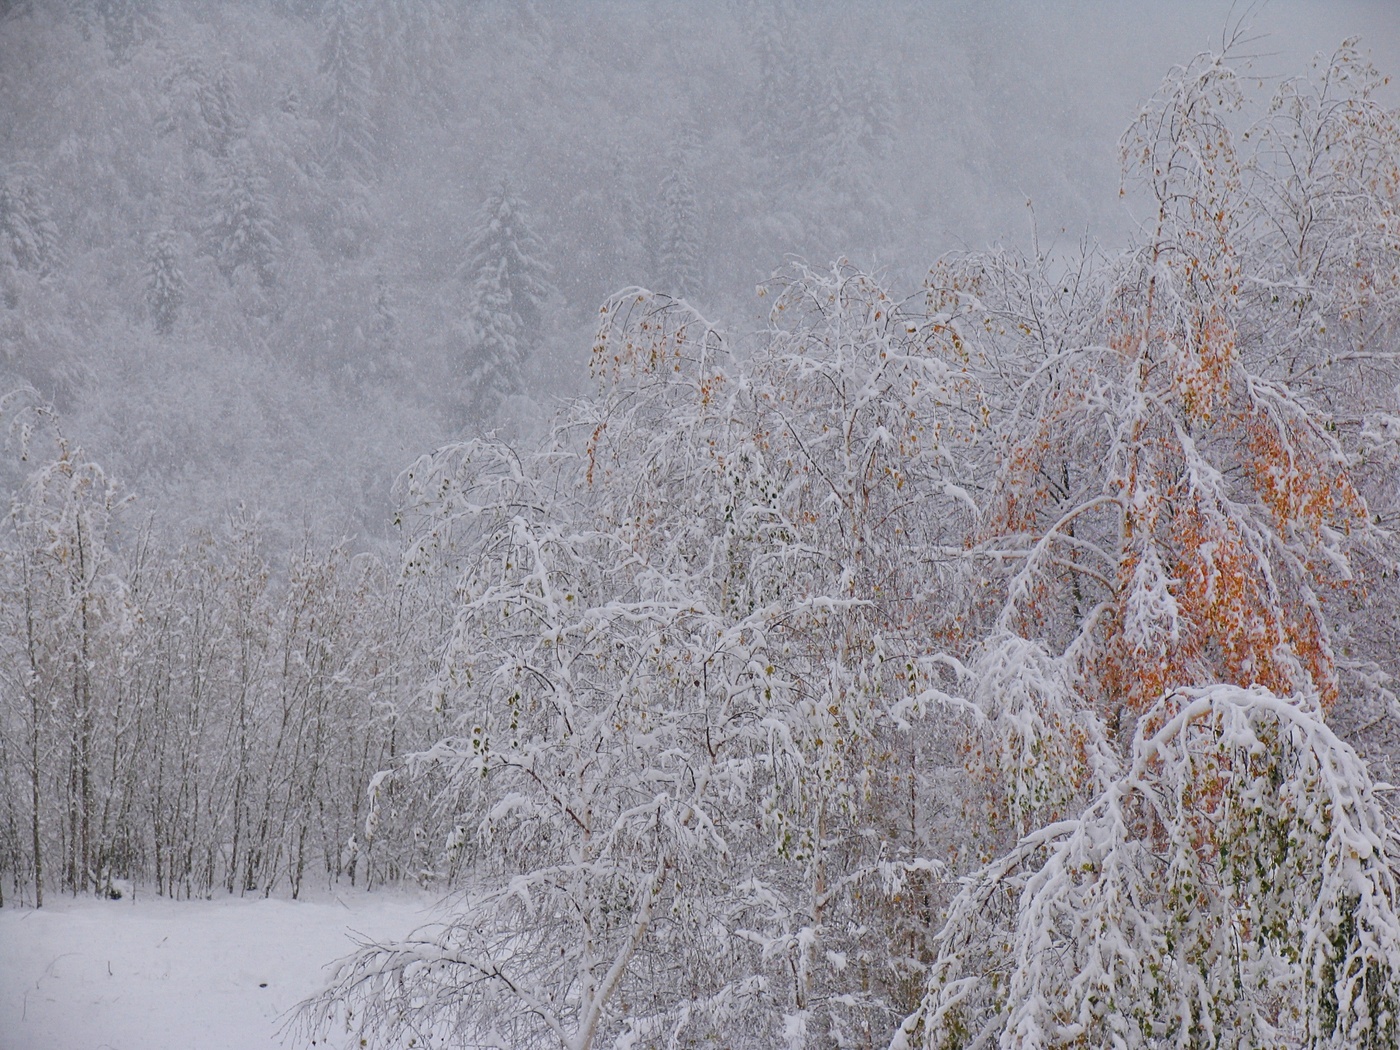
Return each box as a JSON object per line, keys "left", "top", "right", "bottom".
{"left": 0, "top": 888, "right": 436, "bottom": 1050}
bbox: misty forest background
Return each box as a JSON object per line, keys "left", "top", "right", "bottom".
{"left": 0, "top": 0, "right": 1167, "bottom": 536}
{"left": 8, "top": 2, "right": 1400, "bottom": 1048}
{"left": 11, "top": 0, "right": 1394, "bottom": 539}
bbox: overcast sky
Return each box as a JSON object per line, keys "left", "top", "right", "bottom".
{"left": 884, "top": 0, "right": 1400, "bottom": 255}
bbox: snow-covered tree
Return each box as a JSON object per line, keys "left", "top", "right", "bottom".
{"left": 899, "top": 685, "right": 1400, "bottom": 1050}
{"left": 203, "top": 142, "right": 281, "bottom": 289}
{"left": 301, "top": 38, "right": 1400, "bottom": 1050}
{"left": 458, "top": 181, "right": 554, "bottom": 420}
{"left": 0, "top": 11, "right": 1395, "bottom": 1050}
{"left": 319, "top": 0, "right": 376, "bottom": 181}
{"left": 157, "top": 56, "right": 245, "bottom": 162}
{"left": 892, "top": 40, "right": 1400, "bottom": 1050}
{"left": 309, "top": 436, "right": 756, "bottom": 1049}
{"left": 0, "top": 165, "right": 60, "bottom": 308}
{"left": 647, "top": 140, "right": 702, "bottom": 301}
{"left": 363, "top": 0, "right": 451, "bottom": 114}
{"left": 749, "top": 0, "right": 804, "bottom": 156}
{"left": 812, "top": 66, "right": 892, "bottom": 204}
{"left": 918, "top": 47, "right": 1379, "bottom": 735}
{"left": 0, "top": 407, "right": 134, "bottom": 903}
{"left": 366, "top": 270, "right": 396, "bottom": 370}
{"left": 144, "top": 228, "right": 185, "bottom": 335}
{"left": 304, "top": 274, "right": 983, "bottom": 1047}
{"left": 97, "top": 0, "right": 159, "bottom": 65}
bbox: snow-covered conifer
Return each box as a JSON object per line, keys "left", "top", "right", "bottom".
{"left": 363, "top": 0, "right": 450, "bottom": 112}
{"left": 647, "top": 140, "right": 701, "bottom": 300}
{"left": 0, "top": 166, "right": 60, "bottom": 303}
{"left": 202, "top": 143, "right": 280, "bottom": 288}
{"left": 750, "top": 0, "right": 803, "bottom": 154}
{"left": 98, "top": 0, "right": 160, "bottom": 64}
{"left": 158, "top": 57, "right": 245, "bottom": 161}
{"left": 319, "top": 0, "right": 376, "bottom": 180}
{"left": 813, "top": 67, "right": 892, "bottom": 202}
{"left": 144, "top": 229, "right": 185, "bottom": 335}
{"left": 369, "top": 271, "right": 395, "bottom": 359}
{"left": 458, "top": 181, "right": 554, "bottom": 420}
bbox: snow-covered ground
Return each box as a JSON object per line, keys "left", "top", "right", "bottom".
{"left": 0, "top": 887, "right": 435, "bottom": 1050}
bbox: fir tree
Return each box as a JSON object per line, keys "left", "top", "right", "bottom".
{"left": 319, "top": 0, "right": 376, "bottom": 181}
{"left": 853, "top": 68, "right": 895, "bottom": 157}
{"left": 600, "top": 144, "right": 646, "bottom": 290}
{"left": 158, "top": 57, "right": 244, "bottom": 161}
{"left": 367, "top": 271, "right": 397, "bottom": 378}
{"left": 197, "top": 62, "right": 243, "bottom": 160}
{"left": 458, "top": 181, "right": 554, "bottom": 419}
{"left": 144, "top": 229, "right": 184, "bottom": 336}
{"left": 97, "top": 0, "right": 159, "bottom": 65}
{"left": 0, "top": 166, "right": 60, "bottom": 308}
{"left": 807, "top": 67, "right": 892, "bottom": 199}
{"left": 364, "top": 0, "right": 450, "bottom": 111}
{"left": 462, "top": 275, "right": 518, "bottom": 420}
{"left": 750, "top": 0, "right": 803, "bottom": 154}
{"left": 203, "top": 144, "right": 280, "bottom": 289}
{"left": 647, "top": 132, "right": 701, "bottom": 300}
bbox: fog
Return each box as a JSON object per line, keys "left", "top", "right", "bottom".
{"left": 1, "top": 0, "right": 1395, "bottom": 544}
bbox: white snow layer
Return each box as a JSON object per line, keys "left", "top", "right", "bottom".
{"left": 0, "top": 889, "right": 434, "bottom": 1050}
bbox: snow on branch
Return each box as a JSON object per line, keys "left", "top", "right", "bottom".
{"left": 900, "top": 684, "right": 1400, "bottom": 1050}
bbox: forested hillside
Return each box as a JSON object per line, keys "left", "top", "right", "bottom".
{"left": 0, "top": 0, "right": 1036, "bottom": 535}
{"left": 4, "top": 0, "right": 1375, "bottom": 537}
{"left": 4, "top": 3, "right": 1400, "bottom": 1049}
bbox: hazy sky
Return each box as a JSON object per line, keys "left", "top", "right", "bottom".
{"left": 887, "top": 0, "right": 1400, "bottom": 255}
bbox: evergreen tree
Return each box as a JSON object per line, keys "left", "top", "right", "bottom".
{"left": 366, "top": 271, "right": 397, "bottom": 379}
{"left": 65, "top": 0, "right": 99, "bottom": 39}
{"left": 144, "top": 229, "right": 184, "bottom": 335}
{"left": 462, "top": 273, "right": 517, "bottom": 421}
{"left": 203, "top": 144, "right": 280, "bottom": 289}
{"left": 458, "top": 182, "right": 553, "bottom": 419}
{"left": 371, "top": 271, "right": 395, "bottom": 354}
{"left": 0, "top": 166, "right": 60, "bottom": 309}
{"left": 0, "top": 167, "right": 59, "bottom": 279}
{"left": 364, "top": 0, "right": 450, "bottom": 112}
{"left": 750, "top": 0, "right": 803, "bottom": 155}
{"left": 647, "top": 138, "right": 701, "bottom": 300}
{"left": 854, "top": 68, "right": 895, "bottom": 157}
{"left": 588, "top": 144, "right": 647, "bottom": 298}
{"left": 814, "top": 67, "right": 892, "bottom": 197}
{"left": 319, "top": 0, "right": 376, "bottom": 181}
{"left": 97, "top": 0, "right": 159, "bottom": 65}
{"left": 158, "top": 56, "right": 244, "bottom": 161}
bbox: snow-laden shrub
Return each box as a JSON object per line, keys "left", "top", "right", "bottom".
{"left": 900, "top": 684, "right": 1400, "bottom": 1050}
